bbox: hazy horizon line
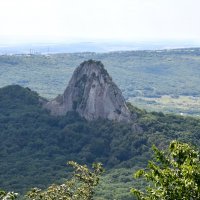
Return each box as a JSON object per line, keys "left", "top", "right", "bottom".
{"left": 1, "top": 38, "right": 200, "bottom": 55}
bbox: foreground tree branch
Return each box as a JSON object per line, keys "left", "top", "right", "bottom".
{"left": 131, "top": 140, "right": 200, "bottom": 200}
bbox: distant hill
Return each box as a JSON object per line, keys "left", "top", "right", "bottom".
{"left": 0, "top": 48, "right": 200, "bottom": 116}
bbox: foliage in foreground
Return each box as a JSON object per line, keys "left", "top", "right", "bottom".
{"left": 0, "top": 190, "right": 18, "bottom": 200}
{"left": 26, "top": 161, "right": 103, "bottom": 200}
{"left": 131, "top": 140, "right": 200, "bottom": 200}
{"left": 2, "top": 141, "right": 200, "bottom": 200}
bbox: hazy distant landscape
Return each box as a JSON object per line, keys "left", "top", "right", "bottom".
{"left": 1, "top": 40, "right": 200, "bottom": 54}
{"left": 1, "top": 47, "right": 200, "bottom": 116}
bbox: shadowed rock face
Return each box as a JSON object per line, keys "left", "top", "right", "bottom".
{"left": 45, "top": 60, "right": 131, "bottom": 122}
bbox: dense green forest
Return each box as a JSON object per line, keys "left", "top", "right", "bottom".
{"left": 1, "top": 48, "right": 200, "bottom": 115}
{"left": 0, "top": 85, "right": 199, "bottom": 199}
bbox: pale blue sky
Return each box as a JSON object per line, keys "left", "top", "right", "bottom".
{"left": 0, "top": 0, "right": 200, "bottom": 44}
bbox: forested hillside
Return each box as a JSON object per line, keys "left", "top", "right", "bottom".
{"left": 0, "top": 85, "right": 199, "bottom": 199}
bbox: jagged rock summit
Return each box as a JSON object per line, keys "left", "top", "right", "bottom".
{"left": 45, "top": 60, "right": 131, "bottom": 122}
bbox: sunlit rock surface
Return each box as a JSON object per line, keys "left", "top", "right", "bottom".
{"left": 45, "top": 60, "right": 131, "bottom": 122}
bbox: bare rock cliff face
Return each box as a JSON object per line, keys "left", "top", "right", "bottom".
{"left": 45, "top": 60, "right": 131, "bottom": 122}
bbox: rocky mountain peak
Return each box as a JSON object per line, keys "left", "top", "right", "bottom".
{"left": 45, "top": 60, "right": 131, "bottom": 122}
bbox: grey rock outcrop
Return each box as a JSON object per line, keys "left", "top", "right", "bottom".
{"left": 45, "top": 60, "right": 131, "bottom": 122}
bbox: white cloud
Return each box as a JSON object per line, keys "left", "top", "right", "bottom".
{"left": 0, "top": 0, "right": 200, "bottom": 43}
